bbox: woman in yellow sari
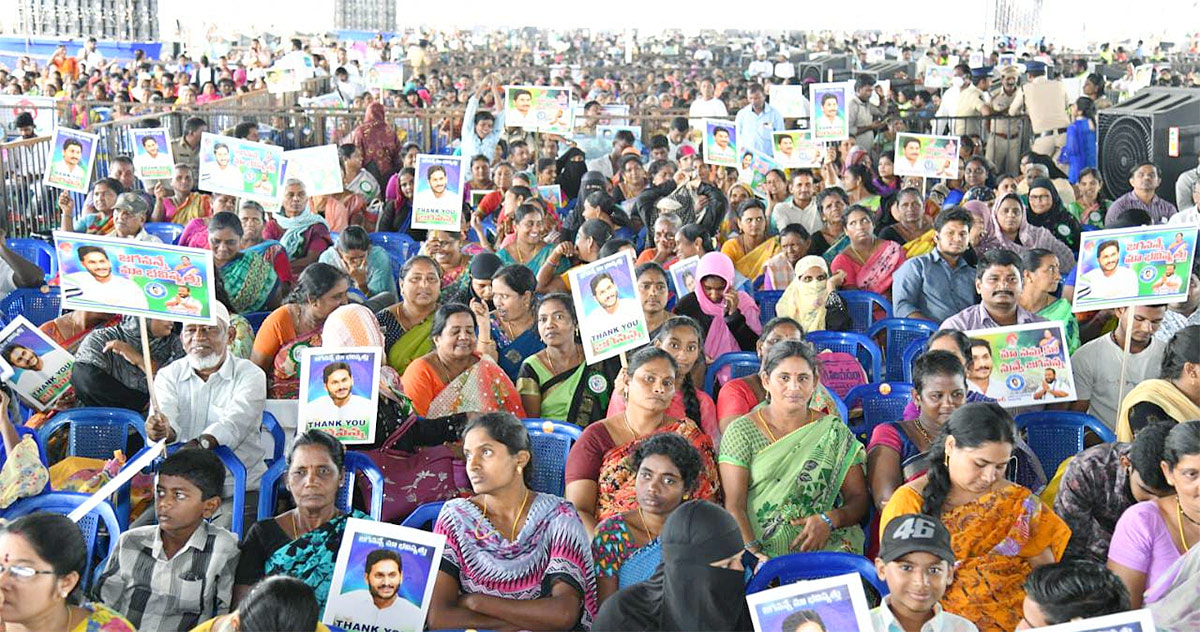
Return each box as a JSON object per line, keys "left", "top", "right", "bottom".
{"left": 1115, "top": 325, "right": 1200, "bottom": 441}
{"left": 378, "top": 255, "right": 441, "bottom": 374}
{"left": 720, "top": 198, "right": 779, "bottom": 280}
{"left": 881, "top": 402, "right": 1070, "bottom": 632}
{"left": 720, "top": 340, "right": 868, "bottom": 560}
{"left": 878, "top": 188, "right": 935, "bottom": 257}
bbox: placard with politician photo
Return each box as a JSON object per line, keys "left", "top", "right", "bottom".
{"left": 412, "top": 154, "right": 465, "bottom": 231}
{"left": 324, "top": 517, "right": 446, "bottom": 632}
{"left": 568, "top": 251, "right": 649, "bottom": 364}
{"left": 0, "top": 314, "right": 74, "bottom": 411}
{"left": 298, "top": 346, "right": 381, "bottom": 445}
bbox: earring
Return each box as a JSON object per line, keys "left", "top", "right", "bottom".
{"left": 944, "top": 452, "right": 950, "bottom": 467}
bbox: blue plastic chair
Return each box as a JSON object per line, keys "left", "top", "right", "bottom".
{"left": 370, "top": 231, "right": 418, "bottom": 275}
{"left": 900, "top": 338, "right": 929, "bottom": 383}
{"left": 867, "top": 318, "right": 937, "bottom": 382}
{"left": 703, "top": 352, "right": 760, "bottom": 398}
{"left": 0, "top": 287, "right": 60, "bottom": 326}
{"left": 36, "top": 407, "right": 146, "bottom": 460}
{"left": 522, "top": 420, "right": 582, "bottom": 496}
{"left": 257, "top": 450, "right": 385, "bottom": 521}
{"left": 401, "top": 500, "right": 445, "bottom": 531}
{"left": 261, "top": 411, "right": 286, "bottom": 468}
{"left": 143, "top": 222, "right": 184, "bottom": 245}
{"left": 4, "top": 491, "right": 122, "bottom": 591}
{"left": 838, "top": 290, "right": 892, "bottom": 334}
{"left": 618, "top": 540, "right": 662, "bottom": 588}
{"left": 754, "top": 290, "right": 785, "bottom": 323}
{"left": 746, "top": 552, "right": 889, "bottom": 600}
{"left": 1015, "top": 411, "right": 1116, "bottom": 477}
{"left": 244, "top": 311, "right": 271, "bottom": 333}
{"left": 806, "top": 331, "right": 884, "bottom": 383}
{"left": 5, "top": 238, "right": 56, "bottom": 280}
{"left": 843, "top": 382, "right": 915, "bottom": 444}
{"left": 118, "top": 443, "right": 248, "bottom": 536}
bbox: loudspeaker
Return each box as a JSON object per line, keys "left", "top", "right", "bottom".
{"left": 863, "top": 61, "right": 917, "bottom": 82}
{"left": 797, "top": 54, "right": 852, "bottom": 83}
{"left": 1097, "top": 87, "right": 1200, "bottom": 203}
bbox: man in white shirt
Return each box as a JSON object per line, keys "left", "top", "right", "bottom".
{"left": 49, "top": 138, "right": 88, "bottom": 189}
{"left": 62, "top": 245, "right": 149, "bottom": 311}
{"left": 77, "top": 37, "right": 104, "bottom": 70}
{"left": 200, "top": 142, "right": 243, "bottom": 194}
{"left": 145, "top": 301, "right": 266, "bottom": 529}
{"left": 688, "top": 77, "right": 728, "bottom": 126}
{"left": 773, "top": 53, "right": 795, "bottom": 80}
{"left": 1168, "top": 178, "right": 1200, "bottom": 227}
{"left": 165, "top": 286, "right": 203, "bottom": 316}
{"left": 747, "top": 50, "right": 773, "bottom": 80}
{"left": 3, "top": 341, "right": 72, "bottom": 408}
{"left": 328, "top": 549, "right": 423, "bottom": 631}
{"left": 1077, "top": 239, "right": 1139, "bottom": 303}
{"left": 1070, "top": 304, "right": 1168, "bottom": 428}
{"left": 770, "top": 171, "right": 821, "bottom": 234}
{"left": 305, "top": 361, "right": 375, "bottom": 427}
{"left": 967, "top": 339, "right": 1008, "bottom": 400}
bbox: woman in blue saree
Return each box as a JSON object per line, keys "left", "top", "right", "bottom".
{"left": 476, "top": 264, "right": 544, "bottom": 382}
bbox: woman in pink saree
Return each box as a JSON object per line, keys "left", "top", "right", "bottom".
{"left": 830, "top": 204, "right": 906, "bottom": 299}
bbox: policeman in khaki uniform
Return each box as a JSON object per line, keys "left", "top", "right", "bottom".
{"left": 1008, "top": 60, "right": 1070, "bottom": 162}
{"left": 984, "top": 65, "right": 1024, "bottom": 176}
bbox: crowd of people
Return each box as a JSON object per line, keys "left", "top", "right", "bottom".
{"left": 1, "top": 28, "right": 1200, "bottom": 632}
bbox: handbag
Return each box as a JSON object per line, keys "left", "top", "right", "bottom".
{"left": 359, "top": 412, "right": 468, "bottom": 524}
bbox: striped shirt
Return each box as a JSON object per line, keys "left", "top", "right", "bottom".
{"left": 93, "top": 521, "right": 239, "bottom": 631}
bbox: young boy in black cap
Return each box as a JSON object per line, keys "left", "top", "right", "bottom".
{"left": 871, "top": 513, "right": 978, "bottom": 632}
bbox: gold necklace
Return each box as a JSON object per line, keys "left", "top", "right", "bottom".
{"left": 756, "top": 409, "right": 778, "bottom": 443}
{"left": 912, "top": 417, "right": 932, "bottom": 443}
{"left": 484, "top": 488, "right": 531, "bottom": 541}
{"left": 622, "top": 411, "right": 642, "bottom": 440}
{"left": 1177, "top": 497, "right": 1194, "bottom": 552}
{"left": 637, "top": 506, "right": 658, "bottom": 541}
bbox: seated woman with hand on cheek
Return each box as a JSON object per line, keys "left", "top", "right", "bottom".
{"left": 880, "top": 403, "right": 1070, "bottom": 632}
{"left": 429, "top": 413, "right": 598, "bottom": 631}
{"left": 721, "top": 340, "right": 868, "bottom": 560}
{"left": 400, "top": 303, "right": 524, "bottom": 418}
{"left": 673, "top": 251, "right": 762, "bottom": 359}
{"left": 565, "top": 347, "right": 721, "bottom": 534}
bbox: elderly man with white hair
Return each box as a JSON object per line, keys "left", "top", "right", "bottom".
{"left": 266, "top": 177, "right": 334, "bottom": 277}
{"left": 145, "top": 300, "right": 266, "bottom": 529}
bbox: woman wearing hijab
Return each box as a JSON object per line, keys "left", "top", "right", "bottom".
{"left": 442, "top": 250, "right": 500, "bottom": 308}
{"left": 351, "top": 102, "right": 400, "bottom": 184}
{"left": 1026, "top": 177, "right": 1082, "bottom": 253}
{"left": 673, "top": 252, "right": 763, "bottom": 360}
{"left": 593, "top": 500, "right": 753, "bottom": 632}
{"left": 977, "top": 193, "right": 1076, "bottom": 273}
{"left": 557, "top": 147, "right": 589, "bottom": 209}
{"left": 776, "top": 256, "right": 852, "bottom": 333}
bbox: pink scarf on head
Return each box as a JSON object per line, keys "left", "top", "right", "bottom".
{"left": 694, "top": 252, "right": 762, "bottom": 359}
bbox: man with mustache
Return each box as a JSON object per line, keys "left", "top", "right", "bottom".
{"left": 941, "top": 249, "right": 1047, "bottom": 331}
{"left": 329, "top": 548, "right": 422, "bottom": 628}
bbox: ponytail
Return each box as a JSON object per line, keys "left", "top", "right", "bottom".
{"left": 681, "top": 372, "right": 702, "bottom": 425}
{"left": 921, "top": 402, "right": 1015, "bottom": 517}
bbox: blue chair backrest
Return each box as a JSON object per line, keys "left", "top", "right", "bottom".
{"left": 900, "top": 338, "right": 929, "bottom": 383}
{"left": 244, "top": 311, "right": 271, "bottom": 333}
{"left": 843, "top": 382, "right": 915, "bottom": 444}
{"left": 143, "top": 222, "right": 184, "bottom": 244}
{"left": 0, "top": 287, "right": 61, "bottom": 326}
{"left": 867, "top": 318, "right": 937, "bottom": 382}
{"left": 37, "top": 407, "right": 146, "bottom": 460}
{"left": 258, "top": 451, "right": 385, "bottom": 521}
{"left": 754, "top": 290, "right": 785, "bottom": 324}
{"left": 703, "top": 352, "right": 760, "bottom": 398}
{"left": 401, "top": 500, "right": 446, "bottom": 531}
{"left": 806, "top": 331, "right": 884, "bottom": 382}
{"left": 4, "top": 491, "right": 122, "bottom": 592}
{"left": 838, "top": 290, "right": 892, "bottom": 334}
{"left": 746, "top": 551, "right": 889, "bottom": 601}
{"left": 618, "top": 541, "right": 662, "bottom": 588}
{"left": 5, "top": 238, "right": 56, "bottom": 280}
{"left": 1015, "top": 411, "right": 1116, "bottom": 477}
{"left": 261, "top": 411, "right": 286, "bottom": 467}
{"left": 522, "top": 420, "right": 582, "bottom": 496}
{"left": 369, "top": 231, "right": 418, "bottom": 277}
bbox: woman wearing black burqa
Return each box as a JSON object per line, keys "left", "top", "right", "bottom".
{"left": 593, "top": 500, "right": 753, "bottom": 632}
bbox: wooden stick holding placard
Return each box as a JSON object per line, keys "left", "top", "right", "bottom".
{"left": 139, "top": 317, "right": 160, "bottom": 415}
{"left": 1115, "top": 306, "right": 1135, "bottom": 409}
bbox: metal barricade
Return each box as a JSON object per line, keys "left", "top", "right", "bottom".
{"left": 0, "top": 135, "right": 58, "bottom": 235}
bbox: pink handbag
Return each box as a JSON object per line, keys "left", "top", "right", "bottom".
{"left": 359, "top": 414, "right": 470, "bottom": 524}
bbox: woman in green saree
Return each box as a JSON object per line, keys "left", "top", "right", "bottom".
{"left": 377, "top": 255, "right": 441, "bottom": 374}
{"left": 517, "top": 293, "right": 615, "bottom": 427}
{"left": 208, "top": 212, "right": 281, "bottom": 314}
{"left": 1018, "top": 248, "right": 1080, "bottom": 354}
{"left": 719, "top": 339, "right": 869, "bottom": 560}
{"left": 809, "top": 188, "right": 851, "bottom": 263}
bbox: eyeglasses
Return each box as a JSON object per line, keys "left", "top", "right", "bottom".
{"left": 0, "top": 563, "right": 55, "bottom": 580}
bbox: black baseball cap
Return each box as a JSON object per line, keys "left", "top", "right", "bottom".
{"left": 879, "top": 514, "right": 955, "bottom": 564}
